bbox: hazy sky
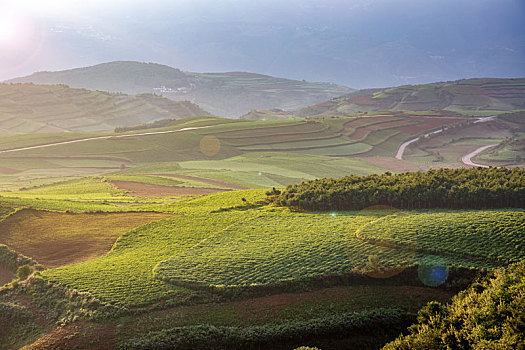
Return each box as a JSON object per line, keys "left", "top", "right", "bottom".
{"left": 1, "top": 0, "right": 524, "bottom": 87}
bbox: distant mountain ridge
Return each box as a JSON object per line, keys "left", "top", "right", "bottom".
{"left": 297, "top": 78, "right": 525, "bottom": 116}
{"left": 7, "top": 61, "right": 353, "bottom": 117}
{"left": 0, "top": 83, "right": 210, "bottom": 134}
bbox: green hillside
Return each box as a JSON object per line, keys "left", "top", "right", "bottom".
{"left": 6, "top": 61, "right": 353, "bottom": 117}
{"left": 0, "top": 83, "right": 211, "bottom": 135}
{"left": 1, "top": 187, "right": 523, "bottom": 349}
{"left": 299, "top": 78, "right": 525, "bottom": 115}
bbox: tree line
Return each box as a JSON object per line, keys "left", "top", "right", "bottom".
{"left": 271, "top": 167, "right": 525, "bottom": 211}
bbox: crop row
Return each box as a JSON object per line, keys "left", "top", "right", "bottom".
{"left": 358, "top": 210, "right": 525, "bottom": 265}
{"left": 37, "top": 190, "right": 525, "bottom": 307}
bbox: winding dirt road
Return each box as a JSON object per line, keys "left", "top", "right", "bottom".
{"left": 395, "top": 129, "right": 443, "bottom": 160}
{"left": 0, "top": 125, "right": 212, "bottom": 154}
{"left": 461, "top": 144, "right": 499, "bottom": 168}
{"left": 395, "top": 116, "right": 497, "bottom": 160}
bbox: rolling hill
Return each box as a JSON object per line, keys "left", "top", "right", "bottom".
{"left": 0, "top": 83, "right": 210, "bottom": 134}
{"left": 297, "top": 78, "right": 525, "bottom": 116}
{"left": 6, "top": 61, "right": 353, "bottom": 117}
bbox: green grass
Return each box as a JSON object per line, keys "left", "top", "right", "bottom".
{"left": 358, "top": 210, "right": 525, "bottom": 266}
{"left": 36, "top": 190, "right": 525, "bottom": 307}
{"left": 0, "top": 177, "right": 132, "bottom": 201}
{"left": 39, "top": 190, "right": 267, "bottom": 307}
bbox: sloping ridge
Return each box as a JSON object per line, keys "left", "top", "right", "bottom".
{"left": 301, "top": 78, "right": 525, "bottom": 115}
{"left": 0, "top": 83, "right": 211, "bottom": 134}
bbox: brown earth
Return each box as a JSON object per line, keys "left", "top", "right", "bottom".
{"left": 154, "top": 174, "right": 248, "bottom": 190}
{"left": 112, "top": 180, "right": 229, "bottom": 197}
{"left": 0, "top": 209, "right": 173, "bottom": 268}
{"left": 0, "top": 166, "right": 19, "bottom": 174}
{"left": 398, "top": 117, "right": 463, "bottom": 134}
{"left": 22, "top": 321, "right": 116, "bottom": 350}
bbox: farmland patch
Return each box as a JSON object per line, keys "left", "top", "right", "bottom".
{"left": 0, "top": 209, "right": 173, "bottom": 268}
{"left": 111, "top": 180, "right": 228, "bottom": 197}
{"left": 154, "top": 174, "right": 248, "bottom": 190}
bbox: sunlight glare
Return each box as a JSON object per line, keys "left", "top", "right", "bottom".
{"left": 0, "top": 15, "right": 19, "bottom": 46}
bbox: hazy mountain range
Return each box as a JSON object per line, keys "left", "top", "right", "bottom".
{"left": 2, "top": 0, "right": 524, "bottom": 89}
{"left": 7, "top": 61, "right": 352, "bottom": 117}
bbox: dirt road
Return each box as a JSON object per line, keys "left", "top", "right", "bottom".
{"left": 461, "top": 144, "right": 498, "bottom": 168}
{"left": 395, "top": 116, "right": 496, "bottom": 160}
{"left": 0, "top": 126, "right": 212, "bottom": 154}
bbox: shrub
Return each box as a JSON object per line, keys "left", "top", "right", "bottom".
{"left": 16, "top": 264, "right": 32, "bottom": 280}
{"left": 383, "top": 261, "right": 525, "bottom": 349}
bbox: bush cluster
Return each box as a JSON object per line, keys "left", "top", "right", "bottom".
{"left": 273, "top": 167, "right": 525, "bottom": 211}
{"left": 383, "top": 261, "right": 525, "bottom": 349}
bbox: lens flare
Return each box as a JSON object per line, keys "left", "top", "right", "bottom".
{"left": 199, "top": 135, "right": 221, "bottom": 157}
{"left": 418, "top": 255, "right": 449, "bottom": 287}
{"left": 0, "top": 9, "right": 46, "bottom": 74}
{"left": 0, "top": 17, "right": 18, "bottom": 44}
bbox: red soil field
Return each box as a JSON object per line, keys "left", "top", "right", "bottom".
{"left": 0, "top": 166, "right": 19, "bottom": 174}
{"left": 348, "top": 94, "right": 375, "bottom": 105}
{"left": 397, "top": 117, "right": 463, "bottom": 134}
{"left": 0, "top": 209, "right": 173, "bottom": 268}
{"left": 154, "top": 174, "right": 247, "bottom": 190}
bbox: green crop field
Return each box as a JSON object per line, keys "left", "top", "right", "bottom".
{"left": 358, "top": 210, "right": 525, "bottom": 267}
{"left": 31, "top": 189, "right": 524, "bottom": 308}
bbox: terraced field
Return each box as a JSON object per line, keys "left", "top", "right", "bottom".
{"left": 32, "top": 190, "right": 525, "bottom": 307}
{"left": 357, "top": 210, "right": 525, "bottom": 267}
{"left": 0, "top": 111, "right": 521, "bottom": 198}
{"left": 311, "top": 78, "right": 525, "bottom": 114}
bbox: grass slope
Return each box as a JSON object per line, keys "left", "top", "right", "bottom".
{"left": 36, "top": 190, "right": 524, "bottom": 308}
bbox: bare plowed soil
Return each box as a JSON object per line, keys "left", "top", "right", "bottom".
{"left": 0, "top": 209, "right": 173, "bottom": 268}
{"left": 154, "top": 174, "right": 248, "bottom": 190}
